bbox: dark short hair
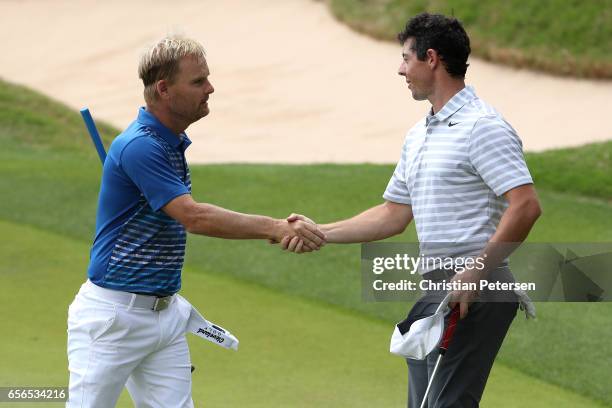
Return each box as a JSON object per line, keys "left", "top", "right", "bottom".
{"left": 398, "top": 13, "right": 471, "bottom": 78}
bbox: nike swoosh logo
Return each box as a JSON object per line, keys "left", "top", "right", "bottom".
{"left": 448, "top": 122, "right": 459, "bottom": 127}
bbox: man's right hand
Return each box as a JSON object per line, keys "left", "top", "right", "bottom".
{"left": 273, "top": 214, "right": 326, "bottom": 252}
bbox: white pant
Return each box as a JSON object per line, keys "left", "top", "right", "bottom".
{"left": 66, "top": 281, "right": 194, "bottom": 407}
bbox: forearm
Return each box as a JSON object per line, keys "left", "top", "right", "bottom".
{"left": 185, "top": 202, "right": 281, "bottom": 240}
{"left": 321, "top": 202, "right": 413, "bottom": 244}
{"left": 479, "top": 199, "right": 541, "bottom": 274}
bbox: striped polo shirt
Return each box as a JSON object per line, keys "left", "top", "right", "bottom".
{"left": 383, "top": 86, "right": 533, "bottom": 271}
{"left": 87, "top": 108, "right": 192, "bottom": 295}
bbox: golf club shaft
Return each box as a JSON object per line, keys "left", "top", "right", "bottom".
{"left": 419, "top": 354, "right": 442, "bottom": 408}
{"left": 418, "top": 306, "right": 460, "bottom": 408}
{"left": 80, "top": 108, "right": 107, "bottom": 165}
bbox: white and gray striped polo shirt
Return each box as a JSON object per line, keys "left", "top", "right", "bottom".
{"left": 383, "top": 86, "right": 533, "bottom": 268}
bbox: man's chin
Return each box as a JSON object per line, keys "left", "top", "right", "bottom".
{"left": 195, "top": 108, "right": 210, "bottom": 121}
{"left": 410, "top": 90, "right": 426, "bottom": 101}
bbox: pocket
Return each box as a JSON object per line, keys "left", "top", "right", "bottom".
{"left": 174, "top": 295, "right": 193, "bottom": 329}
{"left": 397, "top": 299, "right": 439, "bottom": 335}
{"left": 90, "top": 307, "right": 119, "bottom": 342}
{"left": 70, "top": 300, "right": 120, "bottom": 343}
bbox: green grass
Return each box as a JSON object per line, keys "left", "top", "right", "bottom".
{"left": 525, "top": 143, "right": 612, "bottom": 200}
{"left": 1, "top": 80, "right": 612, "bottom": 405}
{"left": 0, "top": 79, "right": 117, "bottom": 155}
{"left": 0, "top": 220, "right": 406, "bottom": 407}
{"left": 328, "top": 0, "right": 612, "bottom": 79}
{"left": 1, "top": 220, "right": 608, "bottom": 408}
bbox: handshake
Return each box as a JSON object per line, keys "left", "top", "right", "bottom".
{"left": 272, "top": 213, "right": 325, "bottom": 253}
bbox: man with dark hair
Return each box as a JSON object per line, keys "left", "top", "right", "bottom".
{"left": 397, "top": 13, "right": 471, "bottom": 79}
{"left": 283, "top": 12, "right": 541, "bottom": 407}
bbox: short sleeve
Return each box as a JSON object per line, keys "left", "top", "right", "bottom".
{"left": 383, "top": 140, "right": 412, "bottom": 204}
{"left": 469, "top": 117, "right": 533, "bottom": 196}
{"left": 120, "top": 137, "right": 190, "bottom": 211}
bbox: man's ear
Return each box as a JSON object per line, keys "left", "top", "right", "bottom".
{"left": 156, "top": 79, "right": 169, "bottom": 100}
{"left": 426, "top": 48, "right": 440, "bottom": 70}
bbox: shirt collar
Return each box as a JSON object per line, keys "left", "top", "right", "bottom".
{"left": 136, "top": 107, "right": 192, "bottom": 152}
{"left": 426, "top": 85, "right": 476, "bottom": 125}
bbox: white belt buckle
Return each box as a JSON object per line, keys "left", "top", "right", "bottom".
{"left": 153, "top": 296, "right": 171, "bottom": 311}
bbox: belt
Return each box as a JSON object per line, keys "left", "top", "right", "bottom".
{"left": 422, "top": 268, "right": 455, "bottom": 281}
{"left": 85, "top": 280, "right": 174, "bottom": 311}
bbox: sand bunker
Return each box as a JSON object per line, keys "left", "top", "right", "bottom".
{"left": 1, "top": 0, "right": 610, "bottom": 163}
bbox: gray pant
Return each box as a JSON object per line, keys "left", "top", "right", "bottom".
{"left": 406, "top": 269, "right": 519, "bottom": 408}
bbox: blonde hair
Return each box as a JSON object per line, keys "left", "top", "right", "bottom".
{"left": 138, "top": 36, "right": 207, "bottom": 104}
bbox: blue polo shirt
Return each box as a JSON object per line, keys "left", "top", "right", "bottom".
{"left": 87, "top": 107, "right": 192, "bottom": 295}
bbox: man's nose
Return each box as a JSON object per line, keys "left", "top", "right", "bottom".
{"left": 398, "top": 62, "right": 406, "bottom": 76}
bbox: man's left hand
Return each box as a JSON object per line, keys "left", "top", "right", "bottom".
{"left": 449, "top": 268, "right": 483, "bottom": 319}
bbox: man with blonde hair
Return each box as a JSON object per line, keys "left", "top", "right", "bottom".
{"left": 66, "top": 36, "right": 325, "bottom": 407}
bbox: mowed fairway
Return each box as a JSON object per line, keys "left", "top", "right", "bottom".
{"left": 1, "top": 80, "right": 612, "bottom": 406}
{"left": 0, "top": 220, "right": 606, "bottom": 407}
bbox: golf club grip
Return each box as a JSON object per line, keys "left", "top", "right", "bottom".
{"left": 440, "top": 306, "right": 460, "bottom": 351}
{"left": 80, "top": 108, "right": 107, "bottom": 165}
